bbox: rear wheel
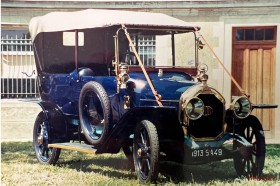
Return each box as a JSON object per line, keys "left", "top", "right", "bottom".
{"left": 79, "top": 81, "right": 111, "bottom": 146}
{"left": 233, "top": 115, "right": 266, "bottom": 177}
{"left": 33, "top": 112, "right": 61, "bottom": 165}
{"left": 133, "top": 120, "right": 159, "bottom": 183}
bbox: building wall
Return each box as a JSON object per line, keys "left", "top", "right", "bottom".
{"left": 1, "top": 0, "right": 280, "bottom": 143}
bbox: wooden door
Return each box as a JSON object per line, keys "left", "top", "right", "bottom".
{"left": 232, "top": 27, "right": 276, "bottom": 138}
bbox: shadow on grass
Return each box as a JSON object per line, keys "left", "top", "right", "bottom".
{"left": 57, "top": 155, "right": 238, "bottom": 183}
{"left": 159, "top": 160, "right": 238, "bottom": 183}
{"left": 58, "top": 151, "right": 238, "bottom": 183}
{"left": 58, "top": 157, "right": 136, "bottom": 180}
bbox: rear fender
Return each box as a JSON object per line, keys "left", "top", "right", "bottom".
{"left": 34, "top": 100, "right": 68, "bottom": 142}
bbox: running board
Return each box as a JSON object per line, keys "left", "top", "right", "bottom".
{"left": 48, "top": 143, "right": 97, "bottom": 154}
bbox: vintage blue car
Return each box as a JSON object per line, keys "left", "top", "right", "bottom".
{"left": 28, "top": 9, "right": 276, "bottom": 183}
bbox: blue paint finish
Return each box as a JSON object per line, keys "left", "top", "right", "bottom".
{"left": 38, "top": 69, "right": 197, "bottom": 121}
{"left": 128, "top": 72, "right": 196, "bottom": 108}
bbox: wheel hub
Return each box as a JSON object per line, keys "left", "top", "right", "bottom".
{"left": 37, "top": 136, "right": 43, "bottom": 145}
{"left": 137, "top": 147, "right": 148, "bottom": 157}
{"left": 38, "top": 123, "right": 48, "bottom": 146}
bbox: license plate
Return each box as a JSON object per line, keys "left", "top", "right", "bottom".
{"left": 191, "top": 148, "right": 223, "bottom": 158}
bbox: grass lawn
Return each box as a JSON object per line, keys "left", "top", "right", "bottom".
{"left": 1, "top": 142, "right": 280, "bottom": 185}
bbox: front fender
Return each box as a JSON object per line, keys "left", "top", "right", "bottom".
{"left": 97, "top": 106, "right": 184, "bottom": 153}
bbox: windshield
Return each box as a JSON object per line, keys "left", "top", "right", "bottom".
{"left": 126, "top": 32, "right": 196, "bottom": 68}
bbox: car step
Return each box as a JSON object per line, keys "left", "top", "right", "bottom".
{"left": 48, "top": 142, "right": 97, "bottom": 154}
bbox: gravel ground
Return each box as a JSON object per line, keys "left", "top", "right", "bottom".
{"left": 1, "top": 99, "right": 41, "bottom": 142}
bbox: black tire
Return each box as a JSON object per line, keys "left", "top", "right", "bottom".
{"left": 133, "top": 120, "right": 159, "bottom": 183}
{"left": 233, "top": 115, "right": 266, "bottom": 177}
{"left": 33, "top": 112, "right": 61, "bottom": 165}
{"left": 79, "top": 81, "right": 111, "bottom": 146}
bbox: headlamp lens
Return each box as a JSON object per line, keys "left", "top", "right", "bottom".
{"left": 185, "top": 97, "right": 204, "bottom": 120}
{"left": 232, "top": 97, "right": 251, "bottom": 119}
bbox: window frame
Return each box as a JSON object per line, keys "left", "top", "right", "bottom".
{"left": 233, "top": 26, "right": 277, "bottom": 45}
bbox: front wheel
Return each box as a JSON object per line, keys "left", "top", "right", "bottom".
{"left": 33, "top": 112, "right": 61, "bottom": 165}
{"left": 133, "top": 120, "right": 159, "bottom": 183}
{"left": 233, "top": 115, "right": 266, "bottom": 177}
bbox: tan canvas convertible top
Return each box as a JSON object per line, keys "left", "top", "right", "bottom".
{"left": 29, "top": 9, "right": 200, "bottom": 41}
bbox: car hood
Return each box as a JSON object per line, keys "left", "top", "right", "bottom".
{"left": 129, "top": 72, "right": 197, "bottom": 105}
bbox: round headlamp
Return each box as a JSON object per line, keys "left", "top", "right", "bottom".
{"left": 185, "top": 97, "right": 204, "bottom": 120}
{"left": 231, "top": 96, "right": 252, "bottom": 119}
{"left": 121, "top": 73, "right": 130, "bottom": 83}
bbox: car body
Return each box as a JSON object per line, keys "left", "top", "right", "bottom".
{"left": 29, "top": 9, "right": 277, "bottom": 183}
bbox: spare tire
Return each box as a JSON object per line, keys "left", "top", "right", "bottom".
{"left": 79, "top": 81, "right": 111, "bottom": 146}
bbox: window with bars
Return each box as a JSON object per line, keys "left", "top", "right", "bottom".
{"left": 130, "top": 35, "right": 156, "bottom": 66}
{"left": 1, "top": 29, "right": 38, "bottom": 98}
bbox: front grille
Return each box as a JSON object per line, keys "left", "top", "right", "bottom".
{"left": 187, "top": 94, "right": 224, "bottom": 139}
